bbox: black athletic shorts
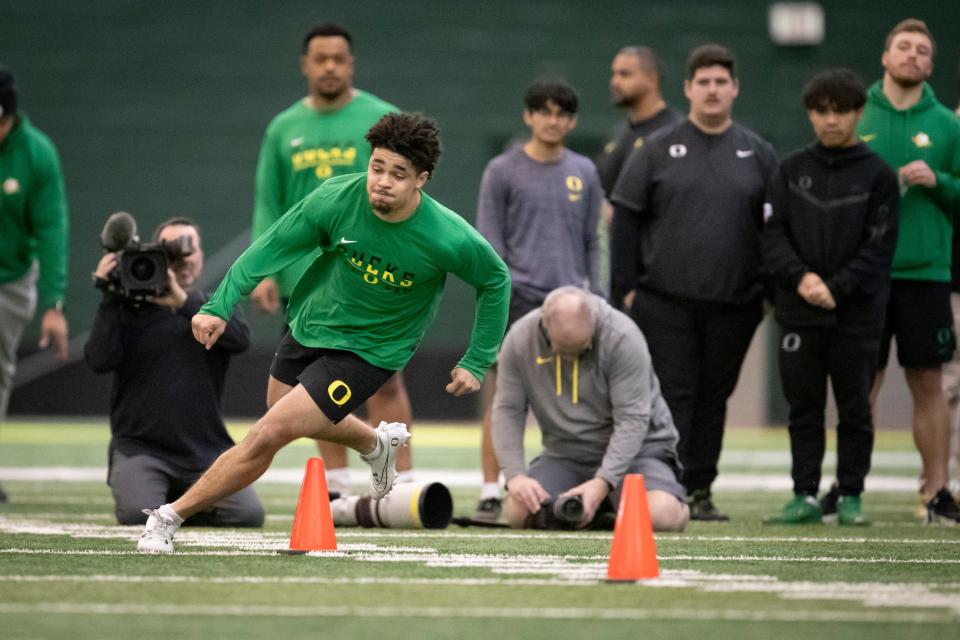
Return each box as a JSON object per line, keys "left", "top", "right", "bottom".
{"left": 486, "top": 289, "right": 543, "bottom": 374}
{"left": 269, "top": 332, "right": 395, "bottom": 423}
{"left": 878, "top": 279, "right": 956, "bottom": 369}
{"left": 507, "top": 288, "right": 543, "bottom": 332}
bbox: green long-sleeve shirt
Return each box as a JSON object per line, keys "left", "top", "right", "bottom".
{"left": 0, "top": 114, "right": 68, "bottom": 309}
{"left": 858, "top": 82, "right": 960, "bottom": 282}
{"left": 252, "top": 91, "right": 397, "bottom": 297}
{"left": 204, "top": 173, "right": 510, "bottom": 379}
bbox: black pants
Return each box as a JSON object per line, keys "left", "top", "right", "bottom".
{"left": 778, "top": 326, "right": 878, "bottom": 497}
{"left": 632, "top": 289, "right": 762, "bottom": 492}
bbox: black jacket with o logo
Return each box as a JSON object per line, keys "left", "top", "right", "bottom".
{"left": 762, "top": 142, "right": 900, "bottom": 334}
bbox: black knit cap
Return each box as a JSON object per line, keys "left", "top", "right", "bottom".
{"left": 0, "top": 69, "right": 17, "bottom": 118}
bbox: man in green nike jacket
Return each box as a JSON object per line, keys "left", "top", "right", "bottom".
{"left": 859, "top": 19, "right": 960, "bottom": 523}
{"left": 0, "top": 69, "right": 70, "bottom": 504}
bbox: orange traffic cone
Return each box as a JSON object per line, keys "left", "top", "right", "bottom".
{"left": 283, "top": 457, "right": 337, "bottom": 554}
{"left": 606, "top": 473, "right": 659, "bottom": 581}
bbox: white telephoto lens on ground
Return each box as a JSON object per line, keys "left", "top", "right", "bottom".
{"left": 329, "top": 482, "right": 454, "bottom": 529}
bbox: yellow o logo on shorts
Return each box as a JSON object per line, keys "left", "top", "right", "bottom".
{"left": 327, "top": 380, "right": 352, "bottom": 406}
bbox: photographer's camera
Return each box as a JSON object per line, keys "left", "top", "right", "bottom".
{"left": 531, "top": 494, "right": 584, "bottom": 530}
{"left": 95, "top": 211, "right": 194, "bottom": 302}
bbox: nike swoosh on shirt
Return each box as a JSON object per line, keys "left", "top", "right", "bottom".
{"left": 339, "top": 237, "right": 358, "bottom": 244}
{"left": 736, "top": 149, "right": 754, "bottom": 158}
{"left": 860, "top": 133, "right": 877, "bottom": 142}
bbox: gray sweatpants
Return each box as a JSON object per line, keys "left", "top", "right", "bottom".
{"left": 0, "top": 264, "right": 38, "bottom": 422}
{"left": 527, "top": 451, "right": 687, "bottom": 507}
{"left": 109, "top": 450, "right": 265, "bottom": 527}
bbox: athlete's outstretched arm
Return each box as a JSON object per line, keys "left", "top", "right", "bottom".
{"left": 448, "top": 228, "right": 511, "bottom": 386}
{"left": 202, "top": 190, "right": 332, "bottom": 322}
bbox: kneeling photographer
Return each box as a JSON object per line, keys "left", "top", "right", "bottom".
{"left": 84, "top": 214, "right": 263, "bottom": 527}
{"left": 493, "top": 287, "right": 689, "bottom": 531}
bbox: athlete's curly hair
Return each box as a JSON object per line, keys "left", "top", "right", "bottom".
{"left": 365, "top": 113, "right": 442, "bottom": 177}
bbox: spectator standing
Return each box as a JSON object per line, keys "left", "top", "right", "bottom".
{"left": 610, "top": 44, "right": 777, "bottom": 521}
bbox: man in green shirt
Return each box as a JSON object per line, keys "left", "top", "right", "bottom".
{"left": 137, "top": 113, "right": 510, "bottom": 553}
{"left": 248, "top": 23, "right": 413, "bottom": 495}
{"left": 0, "top": 69, "right": 70, "bottom": 504}
{"left": 858, "top": 19, "right": 960, "bottom": 523}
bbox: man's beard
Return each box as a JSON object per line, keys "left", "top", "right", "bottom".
{"left": 890, "top": 74, "right": 924, "bottom": 89}
{"left": 888, "top": 65, "right": 928, "bottom": 89}
{"left": 314, "top": 79, "right": 348, "bottom": 101}
{"left": 369, "top": 197, "right": 393, "bottom": 215}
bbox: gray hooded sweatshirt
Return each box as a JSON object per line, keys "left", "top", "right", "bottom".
{"left": 492, "top": 293, "right": 680, "bottom": 489}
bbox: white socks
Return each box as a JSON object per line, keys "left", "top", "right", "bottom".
{"left": 158, "top": 503, "right": 184, "bottom": 526}
{"left": 481, "top": 482, "right": 500, "bottom": 500}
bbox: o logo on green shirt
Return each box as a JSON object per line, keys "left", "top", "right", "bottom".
{"left": 328, "top": 380, "right": 352, "bottom": 406}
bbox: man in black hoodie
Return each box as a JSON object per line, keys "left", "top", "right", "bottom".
{"left": 85, "top": 217, "right": 264, "bottom": 527}
{"left": 762, "top": 69, "right": 900, "bottom": 526}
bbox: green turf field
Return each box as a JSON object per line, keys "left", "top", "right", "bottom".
{"left": 1, "top": 420, "right": 958, "bottom": 639}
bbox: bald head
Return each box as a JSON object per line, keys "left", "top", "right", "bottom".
{"left": 541, "top": 287, "right": 596, "bottom": 357}
{"left": 617, "top": 46, "right": 663, "bottom": 77}
{"left": 611, "top": 46, "right": 664, "bottom": 110}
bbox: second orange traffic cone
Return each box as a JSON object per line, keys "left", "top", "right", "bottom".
{"left": 606, "top": 473, "right": 659, "bottom": 581}
{"left": 285, "top": 457, "right": 337, "bottom": 553}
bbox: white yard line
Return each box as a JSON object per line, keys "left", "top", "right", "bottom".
{"left": 718, "top": 451, "right": 920, "bottom": 468}
{"left": 0, "top": 602, "right": 953, "bottom": 623}
{"left": 2, "top": 574, "right": 958, "bottom": 609}
{"left": 3, "top": 516, "right": 960, "bottom": 547}
{"left": 1, "top": 545, "right": 958, "bottom": 566}
{"left": 667, "top": 535, "right": 960, "bottom": 545}
{"left": 656, "top": 555, "right": 960, "bottom": 564}
{"left": 0, "top": 467, "right": 922, "bottom": 491}
{"left": 337, "top": 530, "right": 960, "bottom": 544}
{"left": 0, "top": 574, "right": 596, "bottom": 586}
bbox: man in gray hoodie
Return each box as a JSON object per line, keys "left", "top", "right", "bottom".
{"left": 492, "top": 286, "right": 689, "bottom": 531}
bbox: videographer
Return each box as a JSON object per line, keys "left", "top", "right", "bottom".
{"left": 84, "top": 216, "right": 264, "bottom": 527}
{"left": 492, "top": 286, "right": 689, "bottom": 531}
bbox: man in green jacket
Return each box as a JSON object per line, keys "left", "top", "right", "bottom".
{"left": 0, "top": 69, "right": 70, "bottom": 503}
{"left": 857, "top": 19, "right": 960, "bottom": 523}
{"left": 248, "top": 23, "right": 413, "bottom": 496}
{"left": 136, "top": 113, "right": 510, "bottom": 553}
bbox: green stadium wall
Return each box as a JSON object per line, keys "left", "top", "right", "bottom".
{"left": 4, "top": 1, "right": 958, "bottom": 420}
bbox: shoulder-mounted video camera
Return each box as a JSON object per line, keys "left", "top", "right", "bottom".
{"left": 96, "top": 211, "right": 195, "bottom": 302}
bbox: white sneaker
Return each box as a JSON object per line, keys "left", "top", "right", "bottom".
{"left": 360, "top": 421, "right": 410, "bottom": 499}
{"left": 137, "top": 508, "right": 180, "bottom": 554}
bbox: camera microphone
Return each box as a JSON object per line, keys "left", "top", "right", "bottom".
{"left": 100, "top": 211, "right": 138, "bottom": 251}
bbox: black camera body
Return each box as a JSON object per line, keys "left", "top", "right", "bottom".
{"left": 532, "top": 494, "right": 584, "bottom": 530}
{"left": 97, "top": 211, "right": 195, "bottom": 302}
{"left": 115, "top": 237, "right": 193, "bottom": 299}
